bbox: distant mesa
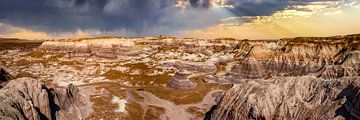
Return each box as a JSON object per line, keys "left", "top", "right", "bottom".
{"left": 58, "top": 36, "right": 123, "bottom": 42}
{"left": 214, "top": 37, "right": 236, "bottom": 41}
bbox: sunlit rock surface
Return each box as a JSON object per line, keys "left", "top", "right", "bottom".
{"left": 167, "top": 72, "right": 197, "bottom": 89}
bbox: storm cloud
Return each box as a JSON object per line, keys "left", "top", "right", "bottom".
{"left": 0, "top": 0, "right": 177, "bottom": 34}
{"left": 0, "top": 0, "right": 352, "bottom": 37}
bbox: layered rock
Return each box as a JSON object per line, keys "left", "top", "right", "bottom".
{"left": 39, "top": 38, "right": 137, "bottom": 59}
{"left": 162, "top": 60, "right": 217, "bottom": 73}
{"left": 38, "top": 37, "right": 241, "bottom": 60}
{"left": 206, "top": 77, "right": 360, "bottom": 120}
{"left": 18, "top": 34, "right": 360, "bottom": 119}
{"left": 0, "top": 77, "right": 89, "bottom": 120}
{"left": 205, "top": 34, "right": 360, "bottom": 84}
{"left": 206, "top": 34, "right": 360, "bottom": 120}
{"left": 94, "top": 44, "right": 117, "bottom": 59}
{"left": 167, "top": 72, "right": 197, "bottom": 89}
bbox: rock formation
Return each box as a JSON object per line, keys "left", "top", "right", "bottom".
{"left": 206, "top": 77, "right": 360, "bottom": 120}
{"left": 205, "top": 35, "right": 360, "bottom": 120}
{"left": 0, "top": 77, "right": 89, "bottom": 120}
{"left": 39, "top": 38, "right": 140, "bottom": 59}
{"left": 6, "top": 34, "right": 360, "bottom": 119}
{"left": 162, "top": 60, "right": 217, "bottom": 73}
{"left": 204, "top": 35, "right": 360, "bottom": 84}
{"left": 167, "top": 72, "right": 197, "bottom": 89}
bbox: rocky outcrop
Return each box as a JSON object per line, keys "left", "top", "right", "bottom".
{"left": 0, "top": 68, "right": 11, "bottom": 88}
{"left": 205, "top": 35, "right": 360, "bottom": 120}
{"left": 206, "top": 77, "right": 360, "bottom": 120}
{"left": 162, "top": 60, "right": 217, "bottom": 73}
{"left": 205, "top": 34, "right": 360, "bottom": 84}
{"left": 94, "top": 45, "right": 117, "bottom": 59}
{"left": 38, "top": 37, "right": 241, "bottom": 60}
{"left": 167, "top": 72, "right": 196, "bottom": 89}
{"left": 0, "top": 77, "right": 89, "bottom": 120}
{"left": 39, "top": 38, "right": 148, "bottom": 59}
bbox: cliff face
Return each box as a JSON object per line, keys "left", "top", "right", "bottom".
{"left": 0, "top": 77, "right": 89, "bottom": 120}
{"left": 39, "top": 38, "right": 142, "bottom": 59}
{"left": 38, "top": 37, "right": 239, "bottom": 60}
{"left": 228, "top": 35, "right": 359, "bottom": 81}
{"left": 206, "top": 35, "right": 360, "bottom": 120}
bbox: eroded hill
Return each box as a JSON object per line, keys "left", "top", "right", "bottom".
{"left": 0, "top": 34, "right": 359, "bottom": 120}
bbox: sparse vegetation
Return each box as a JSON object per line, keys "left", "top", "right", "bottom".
{"left": 25, "top": 50, "right": 45, "bottom": 58}
{"left": 60, "top": 36, "right": 122, "bottom": 42}
{"left": 144, "top": 76, "right": 232, "bottom": 105}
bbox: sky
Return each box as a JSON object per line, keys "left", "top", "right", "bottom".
{"left": 0, "top": 0, "right": 359, "bottom": 40}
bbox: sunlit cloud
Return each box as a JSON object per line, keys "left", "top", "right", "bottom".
{"left": 180, "top": 2, "right": 360, "bottom": 39}
{"left": 0, "top": 23, "right": 50, "bottom": 40}
{"left": 0, "top": 22, "right": 129, "bottom": 40}
{"left": 220, "top": 0, "right": 353, "bottom": 25}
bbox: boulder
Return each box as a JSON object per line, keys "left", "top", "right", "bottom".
{"left": 0, "top": 77, "right": 89, "bottom": 120}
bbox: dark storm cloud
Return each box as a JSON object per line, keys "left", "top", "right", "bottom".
{"left": 223, "top": 0, "right": 340, "bottom": 16}
{"left": 0, "top": 0, "right": 341, "bottom": 36}
{"left": 189, "top": 0, "right": 211, "bottom": 8}
{"left": 226, "top": 0, "right": 289, "bottom": 16}
{"left": 0, "top": 0, "right": 178, "bottom": 35}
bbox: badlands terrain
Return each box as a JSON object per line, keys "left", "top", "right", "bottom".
{"left": 0, "top": 34, "right": 360, "bottom": 120}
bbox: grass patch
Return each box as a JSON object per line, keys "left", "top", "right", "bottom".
{"left": 102, "top": 63, "right": 231, "bottom": 105}
{"left": 126, "top": 101, "right": 145, "bottom": 120}
{"left": 83, "top": 82, "right": 145, "bottom": 120}
{"left": 60, "top": 36, "right": 122, "bottom": 42}
{"left": 103, "top": 63, "right": 172, "bottom": 86}
{"left": 103, "top": 70, "right": 171, "bottom": 85}
{"left": 58, "top": 60, "right": 84, "bottom": 66}
{"left": 14, "top": 59, "right": 33, "bottom": 66}
{"left": 186, "top": 106, "right": 205, "bottom": 118}
{"left": 144, "top": 105, "right": 165, "bottom": 120}
{"left": 25, "top": 50, "right": 45, "bottom": 58}
{"left": 87, "top": 94, "right": 124, "bottom": 119}
{"left": 15, "top": 71, "right": 35, "bottom": 79}
{"left": 0, "top": 40, "right": 43, "bottom": 51}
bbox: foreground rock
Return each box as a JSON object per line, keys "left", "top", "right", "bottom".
{"left": 0, "top": 77, "right": 90, "bottom": 120}
{"left": 206, "top": 77, "right": 360, "bottom": 120}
